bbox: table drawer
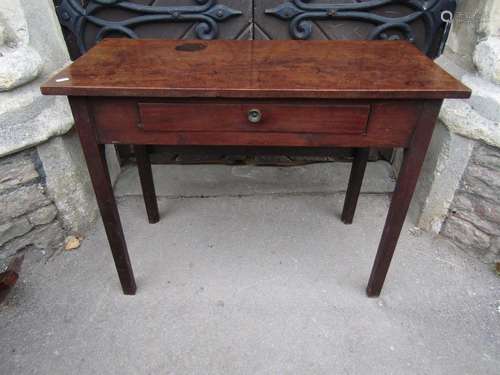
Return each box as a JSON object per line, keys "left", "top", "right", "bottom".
{"left": 92, "top": 99, "right": 422, "bottom": 147}
{"left": 138, "top": 103, "right": 370, "bottom": 135}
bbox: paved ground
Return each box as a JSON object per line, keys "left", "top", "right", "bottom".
{"left": 114, "top": 160, "right": 396, "bottom": 198}
{"left": 1, "top": 163, "right": 499, "bottom": 374}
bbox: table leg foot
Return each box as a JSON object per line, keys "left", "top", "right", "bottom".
{"left": 366, "top": 285, "right": 380, "bottom": 298}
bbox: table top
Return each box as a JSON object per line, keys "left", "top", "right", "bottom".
{"left": 41, "top": 39, "right": 470, "bottom": 100}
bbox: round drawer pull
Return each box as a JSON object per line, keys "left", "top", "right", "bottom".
{"left": 248, "top": 109, "right": 262, "bottom": 124}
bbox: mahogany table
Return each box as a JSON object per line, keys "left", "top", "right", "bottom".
{"left": 41, "top": 39, "right": 470, "bottom": 296}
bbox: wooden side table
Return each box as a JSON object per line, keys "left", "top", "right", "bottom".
{"left": 41, "top": 39, "right": 470, "bottom": 296}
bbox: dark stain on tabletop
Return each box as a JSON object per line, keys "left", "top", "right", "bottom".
{"left": 175, "top": 43, "right": 207, "bottom": 52}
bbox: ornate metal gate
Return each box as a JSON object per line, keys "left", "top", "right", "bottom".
{"left": 55, "top": 0, "right": 455, "bottom": 58}
{"left": 53, "top": 0, "right": 457, "bottom": 163}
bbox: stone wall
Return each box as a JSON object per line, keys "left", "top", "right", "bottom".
{"left": 414, "top": 0, "right": 500, "bottom": 265}
{"left": 0, "top": 0, "right": 100, "bottom": 268}
{"left": 0, "top": 150, "right": 64, "bottom": 264}
{"left": 442, "top": 142, "right": 500, "bottom": 263}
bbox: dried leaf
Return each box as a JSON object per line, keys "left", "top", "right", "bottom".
{"left": 64, "top": 235, "right": 82, "bottom": 251}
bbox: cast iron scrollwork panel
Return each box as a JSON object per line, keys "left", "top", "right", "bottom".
{"left": 55, "top": 0, "right": 242, "bottom": 56}
{"left": 265, "top": 0, "right": 456, "bottom": 58}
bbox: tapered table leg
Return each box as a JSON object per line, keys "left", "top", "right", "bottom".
{"left": 341, "top": 148, "right": 370, "bottom": 224}
{"left": 69, "top": 97, "right": 136, "bottom": 295}
{"left": 135, "top": 145, "right": 160, "bottom": 224}
{"left": 366, "top": 101, "right": 443, "bottom": 297}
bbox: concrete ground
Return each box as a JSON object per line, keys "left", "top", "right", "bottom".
{"left": 1, "top": 162, "right": 499, "bottom": 375}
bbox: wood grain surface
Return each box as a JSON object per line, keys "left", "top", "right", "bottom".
{"left": 90, "top": 98, "right": 423, "bottom": 147}
{"left": 41, "top": 39, "right": 470, "bottom": 99}
{"left": 138, "top": 102, "right": 370, "bottom": 134}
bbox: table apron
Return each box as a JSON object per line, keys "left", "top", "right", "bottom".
{"left": 87, "top": 98, "right": 426, "bottom": 148}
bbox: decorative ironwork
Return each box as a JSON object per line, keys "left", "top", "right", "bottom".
{"left": 55, "top": 0, "right": 242, "bottom": 55}
{"left": 265, "top": 0, "right": 456, "bottom": 58}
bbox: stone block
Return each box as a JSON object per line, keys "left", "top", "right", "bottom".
{"left": 462, "top": 163, "right": 500, "bottom": 204}
{"left": 28, "top": 204, "right": 58, "bottom": 226}
{"left": 0, "top": 217, "right": 32, "bottom": 247}
{"left": 443, "top": 141, "right": 500, "bottom": 263}
{"left": 0, "top": 221, "right": 64, "bottom": 259}
{"left": 473, "top": 37, "right": 500, "bottom": 85}
{"left": 442, "top": 216, "right": 491, "bottom": 251}
{"left": 0, "top": 24, "right": 5, "bottom": 46}
{"left": 444, "top": 0, "right": 480, "bottom": 70}
{"left": 466, "top": 192, "right": 500, "bottom": 224}
{"left": 413, "top": 123, "right": 475, "bottom": 233}
{"left": 491, "top": 237, "right": 500, "bottom": 256}
{"left": 478, "top": 0, "right": 500, "bottom": 38}
{"left": 1, "top": 95, "right": 74, "bottom": 157}
{"left": 0, "top": 46, "right": 43, "bottom": 91}
{"left": 439, "top": 99, "right": 500, "bottom": 149}
{"left": 471, "top": 142, "right": 500, "bottom": 169}
{"left": 37, "top": 131, "right": 98, "bottom": 233}
{"left": 0, "top": 0, "right": 74, "bottom": 157}
{"left": 0, "top": 184, "right": 51, "bottom": 221}
{"left": 452, "top": 193, "right": 500, "bottom": 235}
{"left": 481, "top": 236, "right": 500, "bottom": 264}
{"left": 462, "top": 74, "right": 500, "bottom": 123}
{"left": 0, "top": 150, "right": 39, "bottom": 193}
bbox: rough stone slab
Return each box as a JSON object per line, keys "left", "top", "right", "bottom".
{"left": 440, "top": 99, "right": 500, "bottom": 148}
{"left": 0, "top": 95, "right": 73, "bottom": 157}
{"left": 37, "top": 131, "right": 98, "bottom": 233}
{"left": 455, "top": 190, "right": 500, "bottom": 226}
{"left": 478, "top": 1, "right": 500, "bottom": 38}
{"left": 452, "top": 193, "right": 500, "bottom": 236}
{"left": 413, "top": 123, "right": 475, "bottom": 233}
{"left": 0, "top": 150, "right": 38, "bottom": 193}
{"left": 0, "top": 86, "right": 53, "bottom": 123}
{"left": 442, "top": 216, "right": 491, "bottom": 252}
{"left": 462, "top": 74, "right": 500, "bottom": 123}
{"left": 115, "top": 161, "right": 396, "bottom": 198}
{"left": 437, "top": 1, "right": 477, "bottom": 71}
{"left": 471, "top": 141, "right": 500, "bottom": 169}
{"left": 0, "top": 184, "right": 51, "bottom": 221}
{"left": 0, "top": 217, "right": 32, "bottom": 247}
{"left": 490, "top": 237, "right": 500, "bottom": 257}
{"left": 483, "top": 236, "right": 500, "bottom": 263}
{"left": 0, "top": 0, "right": 74, "bottom": 158}
{"left": 0, "top": 195, "right": 498, "bottom": 375}
{"left": 27, "top": 205, "right": 58, "bottom": 226}
{"left": 462, "top": 162, "right": 500, "bottom": 204}
{"left": 0, "top": 46, "right": 43, "bottom": 91}
{"left": 0, "top": 24, "right": 5, "bottom": 46}
{"left": 0, "top": 0, "right": 30, "bottom": 48}
{"left": 443, "top": 141, "right": 500, "bottom": 262}
{"left": 474, "top": 37, "right": 500, "bottom": 85}
{"left": 0, "top": 220, "right": 64, "bottom": 259}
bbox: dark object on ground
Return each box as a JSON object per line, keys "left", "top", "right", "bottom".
{"left": 0, "top": 255, "right": 24, "bottom": 304}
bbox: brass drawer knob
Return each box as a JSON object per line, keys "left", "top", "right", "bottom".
{"left": 248, "top": 109, "right": 262, "bottom": 124}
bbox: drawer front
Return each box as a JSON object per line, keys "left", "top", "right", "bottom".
{"left": 92, "top": 98, "right": 423, "bottom": 148}
{"left": 138, "top": 103, "right": 370, "bottom": 135}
